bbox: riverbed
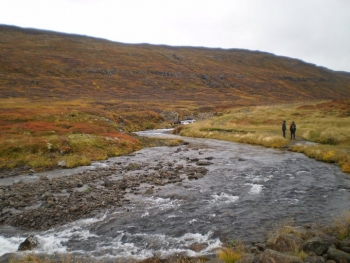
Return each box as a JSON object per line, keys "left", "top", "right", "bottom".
{"left": 1, "top": 129, "right": 350, "bottom": 261}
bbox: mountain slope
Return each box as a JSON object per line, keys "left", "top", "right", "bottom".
{"left": 1, "top": 25, "right": 350, "bottom": 172}
{"left": 1, "top": 24, "right": 350, "bottom": 112}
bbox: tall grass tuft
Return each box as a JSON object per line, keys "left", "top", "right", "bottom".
{"left": 217, "top": 240, "right": 245, "bottom": 263}
{"left": 218, "top": 247, "right": 242, "bottom": 263}
{"left": 327, "top": 211, "right": 350, "bottom": 240}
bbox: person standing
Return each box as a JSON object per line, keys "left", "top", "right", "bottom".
{"left": 282, "top": 120, "right": 287, "bottom": 138}
{"left": 290, "top": 121, "right": 296, "bottom": 139}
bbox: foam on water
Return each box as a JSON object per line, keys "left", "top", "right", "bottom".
{"left": 86, "top": 231, "right": 221, "bottom": 260}
{"left": 93, "top": 238, "right": 152, "bottom": 259}
{"left": 143, "top": 196, "right": 182, "bottom": 210}
{"left": 246, "top": 173, "right": 273, "bottom": 183}
{"left": 211, "top": 193, "right": 239, "bottom": 203}
{"left": 0, "top": 214, "right": 106, "bottom": 256}
{"left": 246, "top": 183, "right": 263, "bottom": 194}
{"left": 0, "top": 236, "right": 24, "bottom": 256}
{"left": 296, "top": 170, "right": 310, "bottom": 176}
{"left": 141, "top": 211, "right": 150, "bottom": 217}
{"left": 1, "top": 206, "right": 215, "bottom": 258}
{"left": 189, "top": 219, "right": 197, "bottom": 224}
{"left": 2, "top": 130, "right": 350, "bottom": 260}
{"left": 273, "top": 197, "right": 300, "bottom": 205}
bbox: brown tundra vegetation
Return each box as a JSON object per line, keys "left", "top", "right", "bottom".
{"left": 0, "top": 24, "right": 350, "bottom": 171}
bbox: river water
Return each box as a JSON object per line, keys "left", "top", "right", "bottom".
{"left": 1, "top": 129, "right": 350, "bottom": 261}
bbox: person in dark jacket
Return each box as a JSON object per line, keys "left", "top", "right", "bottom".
{"left": 282, "top": 120, "right": 287, "bottom": 138}
{"left": 290, "top": 121, "right": 296, "bottom": 139}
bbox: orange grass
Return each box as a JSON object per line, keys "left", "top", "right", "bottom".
{"left": 0, "top": 100, "right": 151, "bottom": 170}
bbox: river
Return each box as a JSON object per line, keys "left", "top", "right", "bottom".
{"left": 1, "top": 129, "right": 350, "bottom": 261}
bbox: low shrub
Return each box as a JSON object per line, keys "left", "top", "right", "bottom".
{"left": 325, "top": 211, "right": 350, "bottom": 240}
{"left": 218, "top": 247, "right": 243, "bottom": 263}
{"left": 218, "top": 240, "right": 245, "bottom": 263}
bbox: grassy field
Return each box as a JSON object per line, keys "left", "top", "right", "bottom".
{"left": 0, "top": 98, "right": 183, "bottom": 171}
{"left": 3, "top": 98, "right": 350, "bottom": 263}
{"left": 177, "top": 99, "right": 350, "bottom": 173}
{"left": 1, "top": 25, "right": 350, "bottom": 172}
{"left": 1, "top": 99, "right": 349, "bottom": 173}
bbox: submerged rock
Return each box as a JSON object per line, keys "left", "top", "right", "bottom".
{"left": 18, "top": 235, "right": 39, "bottom": 251}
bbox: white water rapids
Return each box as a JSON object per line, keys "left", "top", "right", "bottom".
{"left": 1, "top": 129, "right": 350, "bottom": 261}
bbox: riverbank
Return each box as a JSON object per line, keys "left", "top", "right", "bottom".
{"left": 1, "top": 131, "right": 350, "bottom": 262}
{"left": 176, "top": 100, "right": 350, "bottom": 174}
{"left": 0, "top": 140, "right": 208, "bottom": 231}
{"left": 1, "top": 136, "right": 215, "bottom": 260}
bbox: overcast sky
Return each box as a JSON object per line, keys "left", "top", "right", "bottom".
{"left": 1, "top": 0, "right": 350, "bottom": 72}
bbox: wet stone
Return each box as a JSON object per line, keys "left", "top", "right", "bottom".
{"left": 18, "top": 235, "right": 39, "bottom": 251}
{"left": 1, "top": 130, "right": 350, "bottom": 261}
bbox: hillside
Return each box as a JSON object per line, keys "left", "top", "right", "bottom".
{"left": 1, "top": 24, "right": 350, "bottom": 114}
{"left": 1, "top": 25, "right": 350, "bottom": 171}
{"left": 1, "top": 25, "right": 350, "bottom": 263}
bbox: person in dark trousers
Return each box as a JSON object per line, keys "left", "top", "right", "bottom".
{"left": 282, "top": 120, "right": 287, "bottom": 138}
{"left": 290, "top": 121, "right": 296, "bottom": 139}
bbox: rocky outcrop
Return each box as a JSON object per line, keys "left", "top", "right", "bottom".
{"left": 259, "top": 249, "right": 303, "bottom": 263}
{"left": 237, "top": 232, "right": 350, "bottom": 263}
{"left": 303, "top": 236, "right": 338, "bottom": 256}
{"left": 327, "top": 247, "right": 350, "bottom": 263}
{"left": 160, "top": 111, "right": 179, "bottom": 123}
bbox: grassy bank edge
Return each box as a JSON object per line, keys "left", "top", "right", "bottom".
{"left": 177, "top": 125, "right": 350, "bottom": 174}
{"left": 174, "top": 101, "right": 350, "bottom": 174}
